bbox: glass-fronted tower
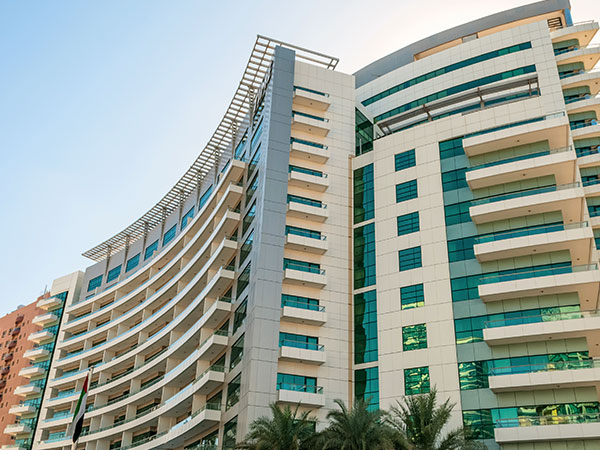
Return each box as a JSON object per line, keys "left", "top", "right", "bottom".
{"left": 29, "top": 1, "right": 600, "bottom": 448}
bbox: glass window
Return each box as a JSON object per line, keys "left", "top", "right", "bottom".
{"left": 246, "top": 170, "right": 259, "bottom": 203}
{"left": 181, "top": 206, "right": 194, "bottom": 230}
{"left": 447, "top": 236, "right": 475, "bottom": 262}
{"left": 276, "top": 373, "right": 317, "bottom": 392}
{"left": 354, "top": 223, "right": 376, "bottom": 289}
{"left": 223, "top": 417, "right": 238, "bottom": 450}
{"left": 144, "top": 240, "right": 159, "bottom": 260}
{"left": 439, "top": 138, "right": 464, "bottom": 160}
{"left": 162, "top": 224, "right": 176, "bottom": 246}
{"left": 242, "top": 201, "right": 256, "bottom": 235}
{"left": 239, "top": 230, "right": 253, "bottom": 266}
{"left": 87, "top": 275, "right": 102, "bottom": 292}
{"left": 251, "top": 119, "right": 263, "bottom": 150}
{"left": 402, "top": 324, "right": 427, "bottom": 350}
{"left": 401, "top": 284, "right": 424, "bottom": 309}
{"left": 230, "top": 335, "right": 244, "bottom": 370}
{"left": 395, "top": 149, "right": 416, "bottom": 171}
{"left": 285, "top": 225, "right": 321, "bottom": 240}
{"left": 356, "top": 109, "right": 374, "bottom": 155}
{"left": 281, "top": 294, "right": 320, "bottom": 311}
{"left": 442, "top": 167, "right": 468, "bottom": 191}
{"left": 397, "top": 212, "right": 419, "bottom": 236}
{"left": 248, "top": 144, "right": 261, "bottom": 178}
{"left": 404, "top": 366, "right": 430, "bottom": 395}
{"left": 451, "top": 274, "right": 480, "bottom": 302}
{"left": 396, "top": 180, "right": 418, "bottom": 203}
{"left": 236, "top": 263, "right": 250, "bottom": 298}
{"left": 125, "top": 253, "right": 140, "bottom": 272}
{"left": 106, "top": 265, "right": 121, "bottom": 284}
{"left": 354, "top": 164, "right": 374, "bottom": 223}
{"left": 199, "top": 185, "right": 213, "bottom": 209}
{"left": 287, "top": 194, "right": 323, "bottom": 208}
{"left": 398, "top": 246, "right": 422, "bottom": 271}
{"left": 355, "top": 366, "right": 379, "bottom": 411}
{"left": 279, "top": 332, "right": 319, "bottom": 350}
{"left": 283, "top": 258, "right": 321, "bottom": 274}
{"left": 444, "top": 201, "right": 472, "bottom": 225}
{"left": 354, "top": 290, "right": 378, "bottom": 364}
{"left": 233, "top": 300, "right": 247, "bottom": 335}
{"left": 226, "top": 373, "right": 241, "bottom": 410}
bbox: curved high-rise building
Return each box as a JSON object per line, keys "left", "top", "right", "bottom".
{"left": 22, "top": 0, "right": 600, "bottom": 448}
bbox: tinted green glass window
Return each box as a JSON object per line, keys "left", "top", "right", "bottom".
{"left": 447, "top": 236, "right": 476, "bottom": 262}
{"left": 248, "top": 144, "right": 261, "bottom": 178}
{"left": 246, "top": 171, "right": 259, "bottom": 203}
{"left": 144, "top": 240, "right": 159, "bottom": 260}
{"left": 444, "top": 201, "right": 472, "bottom": 225}
{"left": 199, "top": 185, "right": 213, "bottom": 209}
{"left": 281, "top": 294, "right": 320, "bottom": 311}
{"left": 162, "top": 224, "right": 176, "bottom": 246}
{"left": 223, "top": 417, "right": 238, "bottom": 450}
{"left": 106, "top": 265, "right": 121, "bottom": 284}
{"left": 181, "top": 206, "right": 194, "bottom": 230}
{"left": 226, "top": 373, "right": 241, "bottom": 410}
{"left": 451, "top": 274, "right": 480, "bottom": 302}
{"left": 402, "top": 324, "right": 427, "bottom": 350}
{"left": 233, "top": 300, "right": 247, "bottom": 335}
{"left": 354, "top": 164, "right": 374, "bottom": 223}
{"left": 401, "top": 284, "right": 424, "bottom": 309}
{"left": 395, "top": 149, "right": 416, "bottom": 171}
{"left": 398, "top": 246, "right": 422, "bottom": 271}
{"left": 354, "top": 290, "right": 378, "bottom": 364}
{"left": 355, "top": 366, "right": 380, "bottom": 411}
{"left": 242, "top": 201, "right": 256, "bottom": 235}
{"left": 87, "top": 275, "right": 102, "bottom": 292}
{"left": 439, "top": 138, "right": 464, "bottom": 160}
{"left": 442, "top": 167, "right": 468, "bottom": 191}
{"left": 236, "top": 263, "right": 250, "bottom": 297}
{"left": 279, "top": 332, "right": 319, "bottom": 350}
{"left": 354, "top": 223, "right": 376, "bottom": 289}
{"left": 396, "top": 180, "right": 418, "bottom": 203}
{"left": 404, "top": 366, "right": 430, "bottom": 395}
{"left": 240, "top": 231, "right": 253, "bottom": 265}
{"left": 397, "top": 212, "right": 419, "bottom": 236}
{"left": 125, "top": 253, "right": 140, "bottom": 272}
{"left": 277, "top": 373, "right": 318, "bottom": 392}
{"left": 230, "top": 335, "right": 244, "bottom": 369}
{"left": 356, "top": 109, "right": 374, "bottom": 156}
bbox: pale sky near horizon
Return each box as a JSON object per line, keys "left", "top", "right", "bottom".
{"left": 1, "top": 0, "right": 598, "bottom": 315}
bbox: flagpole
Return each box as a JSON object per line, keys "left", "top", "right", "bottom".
{"left": 69, "top": 366, "right": 94, "bottom": 450}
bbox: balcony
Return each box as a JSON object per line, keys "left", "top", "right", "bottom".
{"left": 194, "top": 366, "right": 225, "bottom": 395}
{"left": 31, "top": 313, "right": 58, "bottom": 327}
{"left": 291, "top": 111, "right": 330, "bottom": 136}
{"left": 571, "top": 121, "right": 600, "bottom": 139}
{"left": 18, "top": 366, "right": 46, "bottom": 378}
{"left": 551, "top": 20, "right": 599, "bottom": 48}
{"left": 465, "top": 146, "right": 576, "bottom": 190}
{"left": 197, "top": 330, "right": 229, "bottom": 361}
{"left": 281, "top": 299, "right": 326, "bottom": 325}
{"left": 287, "top": 197, "right": 328, "bottom": 222}
{"left": 277, "top": 384, "right": 325, "bottom": 407}
{"left": 555, "top": 44, "right": 600, "bottom": 70}
{"left": 23, "top": 347, "right": 50, "bottom": 361}
{"left": 288, "top": 167, "right": 329, "bottom": 192}
{"left": 462, "top": 113, "right": 569, "bottom": 157}
{"left": 9, "top": 404, "right": 37, "bottom": 415}
{"left": 205, "top": 265, "right": 236, "bottom": 299}
{"left": 37, "top": 296, "right": 63, "bottom": 311}
{"left": 290, "top": 138, "right": 329, "bottom": 163}
{"left": 279, "top": 342, "right": 326, "bottom": 365}
{"left": 483, "top": 310, "right": 600, "bottom": 346}
{"left": 3, "top": 424, "right": 31, "bottom": 435}
{"left": 473, "top": 221, "right": 593, "bottom": 263}
{"left": 285, "top": 232, "right": 328, "bottom": 255}
{"left": 283, "top": 261, "right": 327, "bottom": 288}
{"left": 495, "top": 414, "right": 600, "bottom": 443}
{"left": 202, "top": 299, "right": 232, "bottom": 329}
{"left": 488, "top": 359, "right": 600, "bottom": 393}
{"left": 28, "top": 329, "right": 54, "bottom": 344}
{"left": 561, "top": 69, "right": 600, "bottom": 95}
{"left": 469, "top": 183, "right": 584, "bottom": 225}
{"left": 293, "top": 86, "right": 330, "bottom": 111}
{"left": 14, "top": 384, "right": 41, "bottom": 396}
{"left": 478, "top": 264, "right": 600, "bottom": 304}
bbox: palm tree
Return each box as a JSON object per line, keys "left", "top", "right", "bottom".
{"left": 236, "top": 403, "right": 318, "bottom": 450}
{"left": 387, "top": 388, "right": 485, "bottom": 450}
{"left": 318, "top": 398, "right": 396, "bottom": 450}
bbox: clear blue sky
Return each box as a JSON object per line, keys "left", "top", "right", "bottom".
{"left": 1, "top": 0, "right": 597, "bottom": 314}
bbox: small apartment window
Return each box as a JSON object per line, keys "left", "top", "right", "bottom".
{"left": 404, "top": 366, "right": 430, "bottom": 395}
{"left": 396, "top": 180, "right": 418, "bottom": 203}
{"left": 181, "top": 206, "right": 195, "bottom": 230}
{"left": 87, "top": 276, "right": 102, "bottom": 293}
{"left": 395, "top": 149, "right": 416, "bottom": 171}
{"left": 279, "top": 332, "right": 319, "bottom": 350}
{"left": 402, "top": 324, "right": 427, "bottom": 350}
{"left": 276, "top": 373, "right": 317, "bottom": 392}
{"left": 144, "top": 240, "right": 159, "bottom": 260}
{"left": 243, "top": 201, "right": 256, "bottom": 235}
{"left": 106, "top": 266, "right": 121, "bottom": 284}
{"left": 401, "top": 284, "right": 424, "bottom": 310}
{"left": 230, "top": 335, "right": 244, "bottom": 370}
{"left": 397, "top": 212, "right": 419, "bottom": 236}
{"left": 162, "top": 225, "right": 176, "bottom": 247}
{"left": 125, "top": 253, "right": 140, "bottom": 272}
{"left": 398, "top": 247, "right": 422, "bottom": 271}
{"left": 226, "top": 373, "right": 241, "bottom": 410}
{"left": 199, "top": 185, "right": 213, "bottom": 209}
{"left": 233, "top": 300, "right": 247, "bottom": 335}
{"left": 239, "top": 231, "right": 253, "bottom": 266}
{"left": 236, "top": 263, "right": 251, "bottom": 297}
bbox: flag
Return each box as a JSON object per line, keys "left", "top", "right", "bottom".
{"left": 67, "top": 369, "right": 91, "bottom": 443}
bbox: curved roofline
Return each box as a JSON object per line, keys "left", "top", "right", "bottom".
{"left": 83, "top": 35, "right": 338, "bottom": 262}
{"left": 354, "top": 0, "right": 571, "bottom": 88}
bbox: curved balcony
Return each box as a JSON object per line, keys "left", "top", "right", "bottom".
{"left": 551, "top": 21, "right": 599, "bottom": 47}
{"left": 555, "top": 44, "right": 600, "bottom": 70}
{"left": 566, "top": 96, "right": 600, "bottom": 119}
{"left": 483, "top": 310, "right": 600, "bottom": 346}
{"left": 572, "top": 122, "right": 600, "bottom": 140}
{"left": 37, "top": 296, "right": 63, "bottom": 311}
{"left": 478, "top": 263, "right": 600, "bottom": 304}
{"left": 489, "top": 359, "right": 600, "bottom": 392}
{"left": 495, "top": 413, "right": 600, "bottom": 443}
{"left": 28, "top": 329, "right": 54, "bottom": 344}
{"left": 67, "top": 172, "right": 244, "bottom": 316}
{"left": 561, "top": 69, "right": 600, "bottom": 95}
{"left": 469, "top": 182, "right": 584, "bottom": 225}
{"left": 473, "top": 221, "right": 593, "bottom": 263}
{"left": 290, "top": 138, "right": 329, "bottom": 163}
{"left": 55, "top": 237, "right": 237, "bottom": 365}
{"left": 465, "top": 146, "right": 576, "bottom": 190}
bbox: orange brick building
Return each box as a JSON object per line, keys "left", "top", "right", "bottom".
{"left": 0, "top": 296, "right": 47, "bottom": 448}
